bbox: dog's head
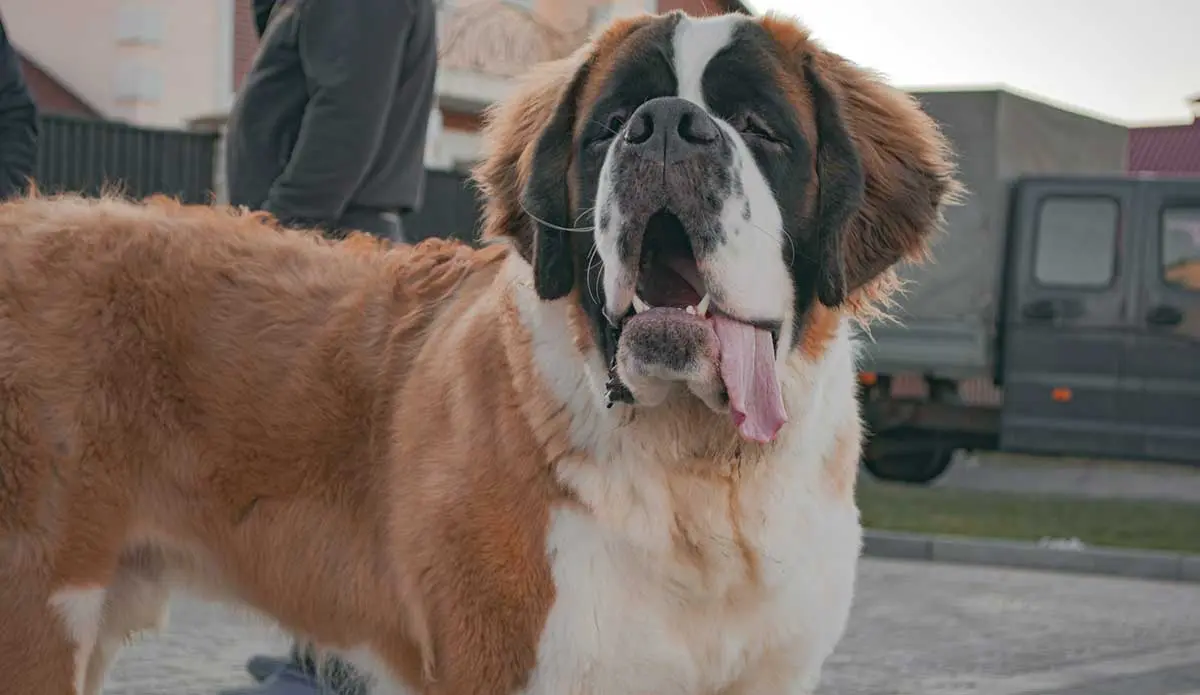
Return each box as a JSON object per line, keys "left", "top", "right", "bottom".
{"left": 475, "top": 11, "right": 956, "bottom": 444}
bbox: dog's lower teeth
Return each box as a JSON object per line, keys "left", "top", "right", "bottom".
{"left": 696, "top": 293, "right": 711, "bottom": 318}
{"left": 685, "top": 305, "right": 696, "bottom": 315}
{"left": 633, "top": 296, "right": 650, "bottom": 313}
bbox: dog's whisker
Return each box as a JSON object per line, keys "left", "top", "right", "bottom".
{"left": 519, "top": 201, "right": 596, "bottom": 234}
{"left": 586, "top": 245, "right": 603, "bottom": 307}
{"left": 589, "top": 118, "right": 621, "bottom": 137}
{"left": 745, "top": 218, "right": 798, "bottom": 264}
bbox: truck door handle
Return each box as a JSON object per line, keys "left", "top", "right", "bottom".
{"left": 1146, "top": 304, "right": 1183, "bottom": 327}
{"left": 1022, "top": 299, "right": 1056, "bottom": 320}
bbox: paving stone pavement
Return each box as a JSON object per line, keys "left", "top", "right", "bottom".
{"left": 102, "top": 558, "right": 1200, "bottom": 695}
{"left": 101, "top": 600, "right": 290, "bottom": 695}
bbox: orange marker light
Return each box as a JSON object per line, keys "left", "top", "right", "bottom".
{"left": 859, "top": 372, "right": 878, "bottom": 386}
{"left": 1051, "top": 387, "right": 1072, "bottom": 403}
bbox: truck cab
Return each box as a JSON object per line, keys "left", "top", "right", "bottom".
{"left": 998, "top": 175, "right": 1200, "bottom": 462}
{"left": 860, "top": 174, "right": 1200, "bottom": 483}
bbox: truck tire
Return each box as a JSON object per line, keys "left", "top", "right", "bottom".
{"left": 862, "top": 431, "right": 955, "bottom": 484}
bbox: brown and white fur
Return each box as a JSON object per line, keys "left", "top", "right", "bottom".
{"left": 0, "top": 10, "right": 956, "bottom": 695}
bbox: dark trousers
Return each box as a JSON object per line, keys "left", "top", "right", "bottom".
{"left": 330, "top": 206, "right": 408, "bottom": 243}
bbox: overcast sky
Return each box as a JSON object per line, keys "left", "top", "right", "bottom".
{"left": 751, "top": 0, "right": 1198, "bottom": 125}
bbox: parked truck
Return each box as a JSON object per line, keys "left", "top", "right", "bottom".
{"left": 859, "top": 88, "right": 1200, "bottom": 483}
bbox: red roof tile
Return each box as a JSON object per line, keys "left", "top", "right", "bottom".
{"left": 1129, "top": 118, "right": 1200, "bottom": 175}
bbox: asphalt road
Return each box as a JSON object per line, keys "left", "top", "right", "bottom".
{"left": 101, "top": 558, "right": 1200, "bottom": 695}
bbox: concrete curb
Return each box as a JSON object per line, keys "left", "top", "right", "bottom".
{"left": 862, "top": 530, "right": 1200, "bottom": 583}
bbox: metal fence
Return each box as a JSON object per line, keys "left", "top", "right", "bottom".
{"left": 31, "top": 114, "right": 487, "bottom": 243}
{"left": 405, "top": 169, "right": 484, "bottom": 244}
{"left": 34, "top": 114, "right": 218, "bottom": 204}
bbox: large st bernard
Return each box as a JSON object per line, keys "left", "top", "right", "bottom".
{"left": 0, "top": 10, "right": 955, "bottom": 695}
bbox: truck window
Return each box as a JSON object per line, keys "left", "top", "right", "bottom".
{"left": 1033, "top": 196, "right": 1119, "bottom": 289}
{"left": 1161, "top": 207, "right": 1200, "bottom": 292}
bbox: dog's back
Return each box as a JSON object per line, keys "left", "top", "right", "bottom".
{"left": 0, "top": 194, "right": 502, "bottom": 695}
{"left": 0, "top": 194, "right": 403, "bottom": 542}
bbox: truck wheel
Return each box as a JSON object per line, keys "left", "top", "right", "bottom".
{"left": 863, "top": 441, "right": 955, "bottom": 485}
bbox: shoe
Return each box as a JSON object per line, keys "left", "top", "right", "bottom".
{"left": 218, "top": 665, "right": 321, "bottom": 695}
{"left": 246, "top": 654, "right": 290, "bottom": 683}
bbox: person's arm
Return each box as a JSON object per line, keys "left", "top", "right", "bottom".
{"left": 0, "top": 16, "right": 37, "bottom": 201}
{"left": 262, "top": 0, "right": 412, "bottom": 229}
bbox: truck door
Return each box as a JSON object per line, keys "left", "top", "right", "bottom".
{"left": 999, "top": 179, "right": 1141, "bottom": 459}
{"left": 1129, "top": 180, "right": 1200, "bottom": 463}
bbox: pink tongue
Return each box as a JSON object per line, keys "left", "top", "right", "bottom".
{"left": 711, "top": 314, "right": 788, "bottom": 443}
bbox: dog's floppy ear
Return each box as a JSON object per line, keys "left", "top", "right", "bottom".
{"left": 802, "top": 56, "right": 862, "bottom": 308}
{"left": 771, "top": 17, "right": 958, "bottom": 309}
{"left": 519, "top": 61, "right": 594, "bottom": 300}
{"left": 473, "top": 49, "right": 594, "bottom": 300}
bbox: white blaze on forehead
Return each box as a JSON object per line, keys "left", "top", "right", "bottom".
{"left": 671, "top": 14, "right": 748, "bottom": 108}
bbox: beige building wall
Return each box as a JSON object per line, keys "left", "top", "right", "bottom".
{"left": 533, "top": 0, "right": 657, "bottom": 32}
{"left": 0, "top": 0, "right": 234, "bottom": 128}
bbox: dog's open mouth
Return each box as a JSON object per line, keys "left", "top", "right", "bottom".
{"left": 614, "top": 210, "right": 788, "bottom": 443}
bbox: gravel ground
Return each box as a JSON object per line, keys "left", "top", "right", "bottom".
{"left": 102, "top": 558, "right": 1200, "bottom": 695}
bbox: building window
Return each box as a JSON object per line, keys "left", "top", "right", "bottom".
{"left": 589, "top": 4, "right": 615, "bottom": 29}
{"left": 1033, "top": 196, "right": 1120, "bottom": 289}
{"left": 116, "top": 2, "right": 164, "bottom": 45}
{"left": 115, "top": 61, "right": 163, "bottom": 103}
{"left": 1161, "top": 206, "right": 1200, "bottom": 292}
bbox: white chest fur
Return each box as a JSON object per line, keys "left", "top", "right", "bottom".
{"left": 504, "top": 262, "right": 864, "bottom": 695}
{"left": 526, "top": 466, "right": 860, "bottom": 695}
{"left": 510, "top": 267, "right": 865, "bottom": 694}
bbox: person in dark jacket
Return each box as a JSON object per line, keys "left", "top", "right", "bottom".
{"left": 219, "top": 0, "right": 436, "bottom": 693}
{"left": 0, "top": 12, "right": 38, "bottom": 201}
{"left": 225, "top": 0, "right": 437, "bottom": 243}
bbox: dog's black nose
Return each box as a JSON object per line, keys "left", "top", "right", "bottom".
{"left": 623, "top": 97, "right": 720, "bottom": 164}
